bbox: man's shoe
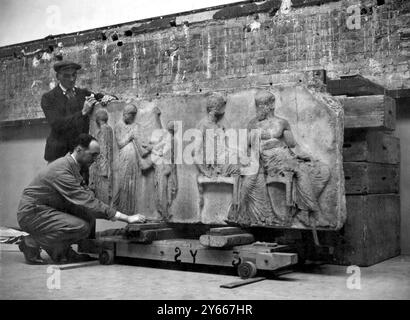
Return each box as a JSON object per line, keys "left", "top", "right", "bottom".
{"left": 42, "top": 247, "right": 69, "bottom": 264}
{"left": 65, "top": 246, "right": 93, "bottom": 263}
{"left": 18, "top": 238, "right": 46, "bottom": 265}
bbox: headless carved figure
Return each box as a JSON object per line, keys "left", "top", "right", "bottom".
{"left": 151, "top": 115, "right": 178, "bottom": 221}
{"left": 90, "top": 109, "right": 113, "bottom": 205}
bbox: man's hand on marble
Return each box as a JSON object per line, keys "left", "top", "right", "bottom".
{"left": 127, "top": 213, "right": 146, "bottom": 224}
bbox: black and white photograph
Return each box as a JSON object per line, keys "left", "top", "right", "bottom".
{"left": 0, "top": 0, "right": 409, "bottom": 305}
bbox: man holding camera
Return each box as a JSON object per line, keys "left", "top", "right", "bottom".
{"left": 41, "top": 60, "right": 97, "bottom": 163}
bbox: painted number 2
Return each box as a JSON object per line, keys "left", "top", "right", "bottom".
{"left": 174, "top": 247, "right": 198, "bottom": 264}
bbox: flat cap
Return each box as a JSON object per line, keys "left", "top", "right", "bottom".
{"left": 53, "top": 61, "right": 82, "bottom": 72}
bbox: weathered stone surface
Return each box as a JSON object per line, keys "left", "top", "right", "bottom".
{"left": 1, "top": 1, "right": 409, "bottom": 124}
{"left": 90, "top": 84, "right": 345, "bottom": 230}
{"left": 223, "top": 86, "right": 346, "bottom": 230}
{"left": 89, "top": 109, "right": 114, "bottom": 205}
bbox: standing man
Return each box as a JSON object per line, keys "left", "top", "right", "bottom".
{"left": 41, "top": 60, "right": 96, "bottom": 163}
{"left": 17, "top": 134, "right": 146, "bottom": 265}
{"left": 42, "top": 60, "right": 106, "bottom": 238}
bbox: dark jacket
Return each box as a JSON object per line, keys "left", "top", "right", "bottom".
{"left": 17, "top": 154, "right": 116, "bottom": 223}
{"left": 41, "top": 85, "right": 92, "bottom": 162}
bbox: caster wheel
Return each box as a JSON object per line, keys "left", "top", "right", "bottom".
{"left": 99, "top": 250, "right": 114, "bottom": 265}
{"left": 237, "top": 261, "right": 257, "bottom": 279}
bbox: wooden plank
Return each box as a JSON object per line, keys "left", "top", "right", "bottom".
{"left": 208, "top": 227, "right": 247, "bottom": 236}
{"left": 255, "top": 252, "right": 298, "bottom": 270}
{"left": 199, "top": 233, "right": 255, "bottom": 248}
{"left": 236, "top": 243, "right": 292, "bottom": 254}
{"left": 343, "top": 130, "right": 400, "bottom": 164}
{"left": 250, "top": 241, "right": 279, "bottom": 248}
{"left": 77, "top": 238, "right": 114, "bottom": 254}
{"left": 387, "top": 88, "right": 410, "bottom": 99}
{"left": 220, "top": 277, "right": 266, "bottom": 289}
{"left": 116, "top": 239, "right": 242, "bottom": 266}
{"left": 57, "top": 260, "right": 99, "bottom": 270}
{"left": 115, "top": 239, "right": 297, "bottom": 271}
{"left": 128, "top": 228, "right": 177, "bottom": 243}
{"left": 327, "top": 75, "right": 386, "bottom": 96}
{"left": 343, "top": 162, "right": 399, "bottom": 194}
{"left": 126, "top": 222, "right": 168, "bottom": 233}
{"left": 340, "top": 95, "right": 396, "bottom": 130}
{"left": 96, "top": 228, "right": 125, "bottom": 238}
{"left": 321, "top": 194, "right": 400, "bottom": 267}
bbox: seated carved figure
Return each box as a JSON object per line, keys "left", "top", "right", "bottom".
{"left": 195, "top": 92, "right": 240, "bottom": 209}
{"left": 195, "top": 92, "right": 239, "bottom": 178}
{"left": 228, "top": 90, "right": 330, "bottom": 227}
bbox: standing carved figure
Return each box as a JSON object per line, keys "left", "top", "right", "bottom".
{"left": 113, "top": 104, "right": 141, "bottom": 215}
{"left": 150, "top": 113, "right": 178, "bottom": 221}
{"left": 228, "top": 90, "right": 330, "bottom": 227}
{"left": 89, "top": 109, "right": 113, "bottom": 205}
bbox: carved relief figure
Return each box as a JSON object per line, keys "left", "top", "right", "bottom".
{"left": 89, "top": 108, "right": 114, "bottom": 205}
{"left": 195, "top": 92, "right": 238, "bottom": 177}
{"left": 150, "top": 113, "right": 178, "bottom": 221}
{"left": 195, "top": 93, "right": 240, "bottom": 209}
{"left": 228, "top": 90, "right": 330, "bottom": 227}
{"left": 113, "top": 104, "right": 146, "bottom": 214}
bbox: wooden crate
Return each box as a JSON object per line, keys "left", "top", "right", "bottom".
{"left": 327, "top": 74, "right": 387, "bottom": 96}
{"left": 323, "top": 194, "right": 401, "bottom": 267}
{"left": 309, "top": 77, "right": 402, "bottom": 266}
{"left": 340, "top": 95, "right": 396, "bottom": 130}
{"left": 343, "top": 130, "right": 400, "bottom": 164}
{"left": 344, "top": 162, "right": 399, "bottom": 195}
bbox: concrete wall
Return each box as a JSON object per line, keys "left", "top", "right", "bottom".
{"left": 0, "top": 123, "right": 127, "bottom": 232}
{"left": 396, "top": 99, "right": 410, "bottom": 255}
{"left": 0, "top": 124, "right": 48, "bottom": 228}
{"left": 1, "top": 0, "right": 409, "bottom": 124}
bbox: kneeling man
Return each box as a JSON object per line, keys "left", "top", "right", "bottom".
{"left": 17, "top": 133, "right": 145, "bottom": 264}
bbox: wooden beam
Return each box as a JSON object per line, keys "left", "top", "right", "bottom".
{"left": 340, "top": 95, "right": 396, "bottom": 130}
{"left": 114, "top": 238, "right": 298, "bottom": 271}
{"left": 387, "top": 88, "right": 410, "bottom": 99}
{"left": 343, "top": 130, "right": 400, "bottom": 164}
{"left": 128, "top": 228, "right": 177, "bottom": 243}
{"left": 77, "top": 238, "right": 114, "bottom": 254}
{"left": 57, "top": 260, "right": 99, "bottom": 270}
{"left": 0, "top": 118, "right": 48, "bottom": 128}
{"left": 327, "top": 75, "right": 387, "bottom": 96}
{"left": 220, "top": 277, "right": 266, "bottom": 289}
{"left": 344, "top": 162, "right": 399, "bottom": 195}
{"left": 126, "top": 222, "right": 168, "bottom": 233}
{"left": 208, "top": 227, "right": 247, "bottom": 236}
{"left": 199, "top": 233, "right": 255, "bottom": 248}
